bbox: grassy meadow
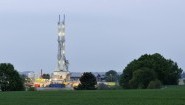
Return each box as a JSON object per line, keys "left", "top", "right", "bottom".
{"left": 0, "top": 86, "right": 185, "bottom": 105}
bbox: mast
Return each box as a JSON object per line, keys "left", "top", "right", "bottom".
{"left": 57, "top": 14, "right": 68, "bottom": 71}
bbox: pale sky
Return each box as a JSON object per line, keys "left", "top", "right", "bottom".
{"left": 0, "top": 0, "right": 185, "bottom": 74}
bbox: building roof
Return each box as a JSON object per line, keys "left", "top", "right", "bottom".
{"left": 70, "top": 72, "right": 122, "bottom": 78}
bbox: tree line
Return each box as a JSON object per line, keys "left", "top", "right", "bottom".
{"left": 75, "top": 53, "right": 183, "bottom": 90}
{"left": 0, "top": 53, "right": 183, "bottom": 91}
{"left": 119, "top": 53, "right": 182, "bottom": 89}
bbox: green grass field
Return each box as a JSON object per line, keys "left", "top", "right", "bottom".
{"left": 0, "top": 86, "right": 185, "bottom": 105}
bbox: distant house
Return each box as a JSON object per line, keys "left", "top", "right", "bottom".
{"left": 179, "top": 79, "right": 185, "bottom": 85}
{"left": 19, "top": 71, "right": 35, "bottom": 80}
{"left": 70, "top": 72, "right": 105, "bottom": 82}
{"left": 179, "top": 72, "right": 185, "bottom": 85}
{"left": 92, "top": 72, "right": 106, "bottom": 82}
{"left": 70, "top": 72, "right": 82, "bottom": 81}
{"left": 20, "top": 71, "right": 122, "bottom": 83}
{"left": 70, "top": 72, "right": 122, "bottom": 82}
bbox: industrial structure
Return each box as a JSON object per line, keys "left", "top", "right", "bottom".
{"left": 51, "top": 14, "right": 70, "bottom": 84}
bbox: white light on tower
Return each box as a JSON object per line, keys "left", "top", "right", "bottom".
{"left": 56, "top": 14, "right": 68, "bottom": 72}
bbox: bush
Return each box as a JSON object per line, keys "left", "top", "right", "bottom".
{"left": 97, "top": 83, "right": 122, "bottom": 90}
{"left": 97, "top": 83, "right": 109, "bottom": 90}
{"left": 75, "top": 72, "right": 97, "bottom": 90}
{"left": 27, "top": 87, "right": 36, "bottom": 91}
{"left": 147, "top": 80, "right": 162, "bottom": 89}
{"left": 128, "top": 68, "right": 156, "bottom": 89}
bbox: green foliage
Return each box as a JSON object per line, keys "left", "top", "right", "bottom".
{"left": 97, "top": 83, "right": 121, "bottom": 90}
{"left": 75, "top": 72, "right": 97, "bottom": 90}
{"left": 21, "top": 75, "right": 32, "bottom": 83}
{"left": 97, "top": 83, "right": 109, "bottom": 90}
{"left": 105, "top": 70, "right": 118, "bottom": 82}
{"left": 0, "top": 86, "right": 185, "bottom": 105}
{"left": 129, "top": 67, "right": 156, "bottom": 89}
{"left": 27, "top": 87, "right": 36, "bottom": 91}
{"left": 42, "top": 74, "right": 50, "bottom": 79}
{"left": 0, "top": 63, "right": 25, "bottom": 91}
{"left": 120, "top": 53, "right": 183, "bottom": 89}
{"left": 147, "top": 79, "right": 162, "bottom": 89}
{"left": 119, "top": 73, "right": 124, "bottom": 87}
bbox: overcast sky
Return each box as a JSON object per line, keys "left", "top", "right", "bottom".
{"left": 0, "top": 0, "right": 185, "bottom": 74}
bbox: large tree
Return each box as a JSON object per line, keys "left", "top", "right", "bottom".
{"left": 105, "top": 70, "right": 118, "bottom": 82}
{"left": 75, "top": 72, "right": 97, "bottom": 90}
{"left": 0, "top": 63, "right": 25, "bottom": 91}
{"left": 120, "top": 53, "right": 182, "bottom": 89}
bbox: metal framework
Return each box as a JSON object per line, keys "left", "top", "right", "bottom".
{"left": 56, "top": 14, "right": 69, "bottom": 71}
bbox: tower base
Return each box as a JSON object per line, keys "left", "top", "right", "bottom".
{"left": 51, "top": 71, "right": 70, "bottom": 84}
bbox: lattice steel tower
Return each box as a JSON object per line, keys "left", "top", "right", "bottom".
{"left": 56, "top": 14, "right": 69, "bottom": 72}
